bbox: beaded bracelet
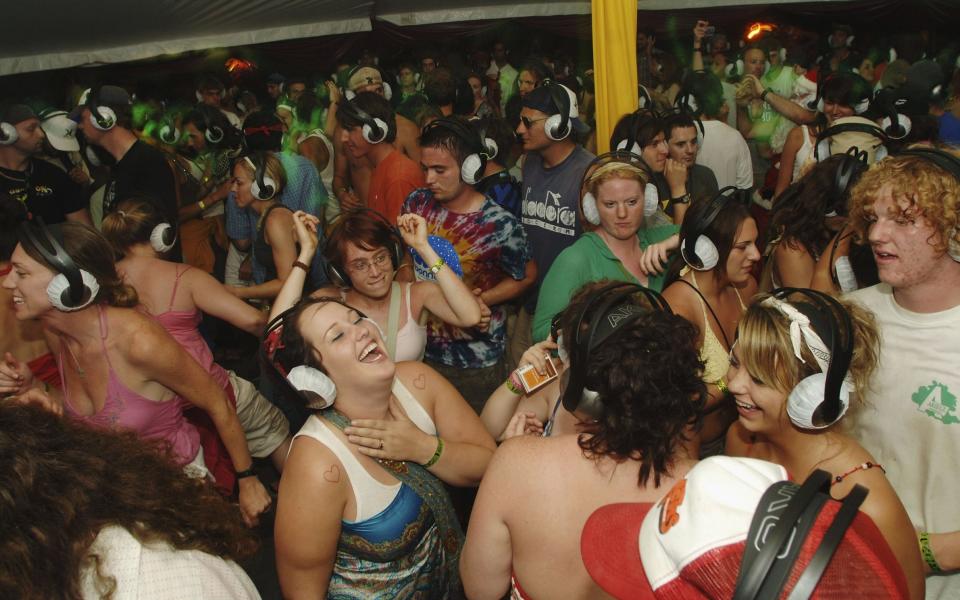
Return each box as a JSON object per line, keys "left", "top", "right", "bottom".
{"left": 919, "top": 531, "right": 943, "bottom": 572}
{"left": 505, "top": 374, "right": 523, "bottom": 395}
{"left": 423, "top": 437, "right": 444, "bottom": 468}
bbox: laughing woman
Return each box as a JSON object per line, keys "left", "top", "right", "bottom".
{"left": 269, "top": 230, "right": 496, "bottom": 598}
{"left": 725, "top": 290, "right": 924, "bottom": 599}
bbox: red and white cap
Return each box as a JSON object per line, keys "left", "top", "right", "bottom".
{"left": 581, "top": 456, "right": 909, "bottom": 600}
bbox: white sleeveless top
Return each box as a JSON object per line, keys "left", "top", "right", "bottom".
{"left": 792, "top": 125, "right": 815, "bottom": 183}
{"left": 298, "top": 128, "right": 337, "bottom": 217}
{"left": 293, "top": 377, "right": 436, "bottom": 521}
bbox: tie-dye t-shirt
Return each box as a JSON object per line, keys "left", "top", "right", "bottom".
{"left": 402, "top": 188, "right": 532, "bottom": 369}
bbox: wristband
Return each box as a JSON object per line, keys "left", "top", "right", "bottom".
{"left": 235, "top": 468, "right": 257, "bottom": 480}
{"left": 422, "top": 437, "right": 444, "bottom": 468}
{"left": 919, "top": 531, "right": 943, "bottom": 572}
{"left": 760, "top": 88, "right": 772, "bottom": 102}
{"left": 429, "top": 257, "right": 445, "bottom": 275}
{"left": 671, "top": 192, "right": 692, "bottom": 205}
{"left": 505, "top": 373, "right": 523, "bottom": 395}
{"left": 292, "top": 260, "right": 310, "bottom": 272}
{"left": 198, "top": 199, "right": 206, "bottom": 211}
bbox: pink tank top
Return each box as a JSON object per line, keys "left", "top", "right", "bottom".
{"left": 60, "top": 305, "right": 201, "bottom": 466}
{"left": 153, "top": 265, "right": 231, "bottom": 392}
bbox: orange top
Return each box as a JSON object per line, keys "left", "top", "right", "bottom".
{"left": 367, "top": 149, "right": 425, "bottom": 224}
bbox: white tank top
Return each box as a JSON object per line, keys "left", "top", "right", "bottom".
{"left": 292, "top": 377, "right": 436, "bottom": 521}
{"left": 792, "top": 125, "right": 815, "bottom": 183}
{"left": 298, "top": 128, "right": 336, "bottom": 215}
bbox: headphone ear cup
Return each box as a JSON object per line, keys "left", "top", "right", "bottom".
{"left": 816, "top": 97, "right": 825, "bottom": 113}
{"left": 854, "top": 98, "right": 869, "bottom": 114}
{"left": 582, "top": 191, "right": 601, "bottom": 225}
{"left": 344, "top": 88, "right": 356, "bottom": 101}
{"left": 881, "top": 114, "right": 911, "bottom": 139}
{"left": 483, "top": 137, "right": 498, "bottom": 160}
{"left": 381, "top": 82, "right": 393, "bottom": 101}
{"left": 159, "top": 123, "right": 179, "bottom": 145}
{"left": 461, "top": 153, "right": 484, "bottom": 185}
{"left": 205, "top": 124, "right": 224, "bottom": 144}
{"left": 544, "top": 113, "right": 566, "bottom": 141}
{"left": 46, "top": 269, "right": 99, "bottom": 312}
{"left": 787, "top": 372, "right": 851, "bottom": 429}
{"left": 257, "top": 174, "right": 278, "bottom": 200}
{"left": 576, "top": 387, "right": 605, "bottom": 420}
{"left": 325, "top": 263, "right": 352, "bottom": 289}
{"left": 681, "top": 235, "right": 719, "bottom": 270}
{"left": 643, "top": 183, "right": 660, "bottom": 217}
{"left": 947, "top": 229, "right": 960, "bottom": 262}
{"left": 362, "top": 118, "right": 388, "bottom": 144}
{"left": 150, "top": 223, "right": 177, "bottom": 253}
{"left": 92, "top": 106, "right": 117, "bottom": 131}
{"left": 286, "top": 365, "right": 337, "bottom": 409}
{"left": 195, "top": 90, "right": 204, "bottom": 103}
{"left": 815, "top": 136, "right": 831, "bottom": 161}
{"left": 0, "top": 122, "right": 18, "bottom": 145}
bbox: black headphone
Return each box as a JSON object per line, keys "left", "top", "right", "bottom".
{"left": 543, "top": 80, "right": 573, "bottom": 141}
{"left": 421, "top": 117, "right": 492, "bottom": 185}
{"left": 828, "top": 146, "right": 869, "bottom": 217}
{"left": 611, "top": 108, "right": 659, "bottom": 156}
{"left": 338, "top": 98, "right": 389, "bottom": 144}
{"left": 323, "top": 208, "right": 404, "bottom": 288}
{"left": 871, "top": 87, "right": 912, "bottom": 141}
{"left": 157, "top": 113, "right": 180, "bottom": 145}
{"left": 561, "top": 282, "right": 672, "bottom": 419}
{"left": 18, "top": 219, "right": 100, "bottom": 311}
{"left": 679, "top": 186, "right": 740, "bottom": 271}
{"left": 896, "top": 147, "right": 960, "bottom": 261}
{"left": 767, "top": 288, "right": 855, "bottom": 429}
{"left": 243, "top": 154, "right": 277, "bottom": 200}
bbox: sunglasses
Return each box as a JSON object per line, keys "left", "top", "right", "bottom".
{"left": 521, "top": 116, "right": 549, "bottom": 130}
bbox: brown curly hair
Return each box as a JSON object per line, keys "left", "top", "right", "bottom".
{"left": 0, "top": 403, "right": 257, "bottom": 600}
{"left": 848, "top": 148, "right": 960, "bottom": 254}
{"left": 559, "top": 281, "right": 706, "bottom": 488}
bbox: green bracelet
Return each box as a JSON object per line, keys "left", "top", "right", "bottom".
{"left": 422, "top": 437, "right": 444, "bottom": 468}
{"left": 919, "top": 531, "right": 943, "bottom": 573}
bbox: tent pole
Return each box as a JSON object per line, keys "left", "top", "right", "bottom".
{"left": 591, "top": 0, "right": 638, "bottom": 155}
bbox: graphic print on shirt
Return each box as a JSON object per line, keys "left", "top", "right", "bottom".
{"left": 912, "top": 381, "right": 958, "bottom": 425}
{"left": 522, "top": 188, "right": 577, "bottom": 237}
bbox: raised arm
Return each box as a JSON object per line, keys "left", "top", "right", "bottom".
{"left": 186, "top": 268, "right": 266, "bottom": 337}
{"left": 399, "top": 213, "right": 481, "bottom": 327}
{"left": 269, "top": 211, "right": 320, "bottom": 321}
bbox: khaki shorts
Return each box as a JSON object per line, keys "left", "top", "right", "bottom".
{"left": 229, "top": 371, "right": 290, "bottom": 458}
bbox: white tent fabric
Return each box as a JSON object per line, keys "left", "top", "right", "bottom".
{"left": 2, "top": 0, "right": 592, "bottom": 76}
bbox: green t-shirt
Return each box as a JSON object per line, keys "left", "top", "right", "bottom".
{"left": 531, "top": 224, "right": 679, "bottom": 342}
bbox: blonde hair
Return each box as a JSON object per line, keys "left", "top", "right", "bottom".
{"left": 101, "top": 199, "right": 167, "bottom": 256}
{"left": 585, "top": 162, "right": 650, "bottom": 199}
{"left": 736, "top": 293, "right": 879, "bottom": 402}
{"left": 848, "top": 147, "right": 960, "bottom": 253}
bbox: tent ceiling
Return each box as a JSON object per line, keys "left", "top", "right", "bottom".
{"left": 1, "top": 0, "right": 590, "bottom": 76}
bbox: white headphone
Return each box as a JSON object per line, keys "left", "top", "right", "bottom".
{"left": 543, "top": 82, "right": 578, "bottom": 142}
{"left": 150, "top": 222, "right": 177, "bottom": 253}
{"left": 286, "top": 365, "right": 336, "bottom": 409}
{"left": 244, "top": 155, "right": 278, "bottom": 201}
{"left": 0, "top": 121, "right": 18, "bottom": 145}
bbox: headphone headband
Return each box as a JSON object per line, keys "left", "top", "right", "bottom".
{"left": 561, "top": 282, "right": 672, "bottom": 415}
{"left": 680, "top": 186, "right": 739, "bottom": 269}
{"left": 18, "top": 219, "right": 85, "bottom": 305}
{"left": 769, "top": 288, "right": 854, "bottom": 426}
{"left": 423, "top": 117, "right": 485, "bottom": 156}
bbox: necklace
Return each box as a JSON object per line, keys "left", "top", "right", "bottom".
{"left": 62, "top": 339, "right": 86, "bottom": 378}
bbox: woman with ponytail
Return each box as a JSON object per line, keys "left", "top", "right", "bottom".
{"left": 1, "top": 219, "right": 272, "bottom": 527}
{"left": 102, "top": 199, "right": 292, "bottom": 477}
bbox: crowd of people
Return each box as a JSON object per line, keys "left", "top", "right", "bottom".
{"left": 1, "top": 11, "right": 960, "bottom": 600}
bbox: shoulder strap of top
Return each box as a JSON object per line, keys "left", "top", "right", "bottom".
{"left": 386, "top": 282, "right": 402, "bottom": 361}
{"left": 167, "top": 264, "right": 192, "bottom": 311}
{"left": 678, "top": 275, "right": 732, "bottom": 349}
{"left": 392, "top": 377, "right": 436, "bottom": 436}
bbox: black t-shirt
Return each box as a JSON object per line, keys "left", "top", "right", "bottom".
{"left": 103, "top": 140, "right": 178, "bottom": 225}
{"left": 0, "top": 159, "right": 87, "bottom": 224}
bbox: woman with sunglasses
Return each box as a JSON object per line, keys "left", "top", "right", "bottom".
{"left": 270, "top": 209, "right": 484, "bottom": 362}
{"left": 725, "top": 290, "right": 924, "bottom": 599}
{"left": 267, "top": 240, "right": 496, "bottom": 597}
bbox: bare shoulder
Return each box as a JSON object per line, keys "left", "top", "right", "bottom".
{"left": 662, "top": 280, "right": 702, "bottom": 329}
{"left": 280, "top": 430, "right": 349, "bottom": 508}
{"left": 394, "top": 360, "right": 440, "bottom": 409}
{"left": 724, "top": 421, "right": 754, "bottom": 457}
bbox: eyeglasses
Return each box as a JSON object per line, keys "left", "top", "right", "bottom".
{"left": 521, "top": 116, "right": 549, "bottom": 130}
{"left": 347, "top": 251, "right": 392, "bottom": 274}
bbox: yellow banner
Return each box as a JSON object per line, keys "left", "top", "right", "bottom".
{"left": 591, "top": 0, "right": 638, "bottom": 155}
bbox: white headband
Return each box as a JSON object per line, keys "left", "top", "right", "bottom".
{"left": 761, "top": 296, "right": 831, "bottom": 374}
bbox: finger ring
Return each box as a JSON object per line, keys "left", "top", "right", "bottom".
{"left": 378, "top": 439, "right": 384, "bottom": 449}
